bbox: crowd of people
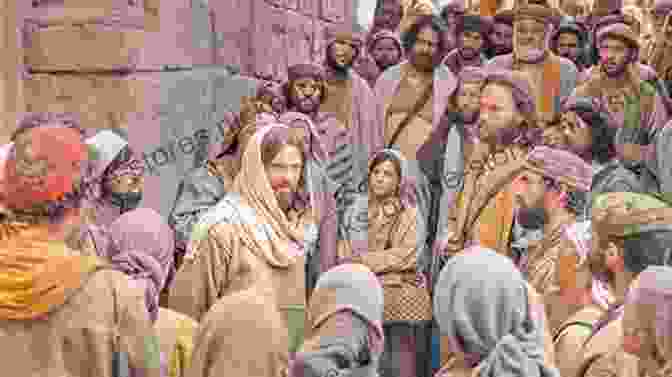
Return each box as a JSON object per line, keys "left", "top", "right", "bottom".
{"left": 0, "top": 0, "right": 672, "bottom": 376}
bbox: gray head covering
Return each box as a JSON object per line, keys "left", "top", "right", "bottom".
{"left": 293, "top": 263, "right": 384, "bottom": 377}
{"left": 434, "top": 246, "right": 560, "bottom": 377}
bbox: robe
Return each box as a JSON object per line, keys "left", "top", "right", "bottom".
{"left": 575, "top": 317, "right": 625, "bottom": 377}
{"left": 374, "top": 61, "right": 458, "bottom": 267}
{"left": 553, "top": 305, "right": 605, "bottom": 377}
{"left": 154, "top": 308, "right": 197, "bottom": 377}
{"left": 168, "top": 193, "right": 318, "bottom": 353}
{"left": 0, "top": 269, "right": 160, "bottom": 377}
{"left": 338, "top": 193, "right": 432, "bottom": 377}
{"left": 442, "top": 49, "right": 488, "bottom": 76}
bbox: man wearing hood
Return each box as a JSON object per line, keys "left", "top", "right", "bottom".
{"left": 488, "top": 8, "right": 515, "bottom": 58}
{"left": 440, "top": 1, "right": 466, "bottom": 53}
{"left": 486, "top": 2, "right": 579, "bottom": 126}
{"left": 320, "top": 30, "right": 382, "bottom": 198}
{"left": 550, "top": 21, "right": 591, "bottom": 72}
{"left": 442, "top": 13, "right": 493, "bottom": 75}
{"left": 572, "top": 21, "right": 670, "bottom": 193}
{"left": 365, "top": 30, "right": 404, "bottom": 87}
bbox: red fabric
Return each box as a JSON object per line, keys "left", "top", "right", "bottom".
{"left": 3, "top": 127, "right": 86, "bottom": 209}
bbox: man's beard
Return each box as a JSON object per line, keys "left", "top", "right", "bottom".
{"left": 588, "top": 248, "right": 614, "bottom": 284}
{"left": 326, "top": 55, "right": 353, "bottom": 78}
{"left": 516, "top": 43, "right": 546, "bottom": 63}
{"left": 460, "top": 110, "right": 479, "bottom": 124}
{"left": 375, "top": 56, "right": 398, "bottom": 71}
{"left": 410, "top": 52, "right": 439, "bottom": 72}
{"left": 292, "top": 96, "right": 320, "bottom": 114}
{"left": 601, "top": 60, "right": 628, "bottom": 77}
{"left": 516, "top": 206, "right": 546, "bottom": 229}
{"left": 493, "top": 44, "right": 513, "bottom": 55}
{"left": 459, "top": 47, "right": 480, "bottom": 60}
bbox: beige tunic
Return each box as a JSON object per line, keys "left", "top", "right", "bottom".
{"left": 167, "top": 217, "right": 308, "bottom": 328}
{"left": 553, "top": 305, "right": 604, "bottom": 377}
{"left": 155, "top": 308, "right": 197, "bottom": 377}
{"left": 0, "top": 269, "right": 159, "bottom": 377}
{"left": 350, "top": 205, "right": 432, "bottom": 322}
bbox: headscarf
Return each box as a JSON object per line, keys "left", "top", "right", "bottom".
{"left": 549, "top": 21, "right": 590, "bottom": 69}
{"left": 85, "top": 130, "right": 143, "bottom": 203}
{"left": 325, "top": 28, "right": 364, "bottom": 62}
{"left": 0, "top": 124, "right": 104, "bottom": 320}
{"left": 365, "top": 149, "right": 417, "bottom": 209}
{"left": 434, "top": 246, "right": 559, "bottom": 377}
{"left": 591, "top": 192, "right": 672, "bottom": 240}
{"left": 292, "top": 263, "right": 384, "bottom": 376}
{"left": 85, "top": 208, "right": 174, "bottom": 323}
{"left": 624, "top": 266, "right": 672, "bottom": 374}
{"left": 367, "top": 29, "right": 403, "bottom": 58}
{"left": 484, "top": 69, "right": 537, "bottom": 121}
{"left": 189, "top": 124, "right": 312, "bottom": 268}
{"left": 277, "top": 112, "right": 329, "bottom": 164}
{"left": 523, "top": 146, "right": 593, "bottom": 191}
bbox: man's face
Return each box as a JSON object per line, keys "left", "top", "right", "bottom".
{"left": 542, "top": 124, "right": 569, "bottom": 149}
{"left": 328, "top": 41, "right": 356, "bottom": 69}
{"left": 369, "top": 159, "right": 400, "bottom": 199}
{"left": 513, "top": 171, "right": 547, "bottom": 212}
{"left": 291, "top": 78, "right": 322, "bottom": 114}
{"left": 490, "top": 23, "right": 514, "bottom": 55}
{"left": 371, "top": 38, "right": 402, "bottom": 70}
{"left": 599, "top": 37, "right": 631, "bottom": 76}
{"left": 460, "top": 31, "right": 484, "bottom": 59}
{"left": 374, "top": 2, "right": 403, "bottom": 31}
{"left": 266, "top": 144, "right": 304, "bottom": 211}
{"left": 515, "top": 19, "right": 548, "bottom": 60}
{"left": 410, "top": 26, "right": 440, "bottom": 72}
{"left": 479, "top": 83, "right": 520, "bottom": 142}
{"left": 560, "top": 111, "right": 593, "bottom": 155}
{"left": 456, "top": 82, "right": 482, "bottom": 123}
{"left": 556, "top": 32, "right": 580, "bottom": 62}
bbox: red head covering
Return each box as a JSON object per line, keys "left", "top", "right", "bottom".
{"left": 2, "top": 126, "right": 87, "bottom": 210}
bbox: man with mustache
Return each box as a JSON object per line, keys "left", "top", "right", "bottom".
{"left": 439, "top": 1, "right": 466, "bottom": 53}
{"left": 572, "top": 21, "right": 671, "bottom": 194}
{"left": 365, "top": 30, "right": 404, "bottom": 87}
{"left": 511, "top": 146, "right": 593, "bottom": 332}
{"left": 320, "top": 30, "right": 382, "bottom": 201}
{"left": 486, "top": 2, "right": 579, "bottom": 126}
{"left": 374, "top": 15, "right": 457, "bottom": 275}
{"left": 487, "top": 9, "right": 515, "bottom": 58}
{"left": 549, "top": 21, "right": 591, "bottom": 72}
{"left": 442, "top": 14, "right": 493, "bottom": 75}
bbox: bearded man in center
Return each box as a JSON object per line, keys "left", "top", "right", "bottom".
{"left": 486, "top": 2, "right": 579, "bottom": 125}
{"left": 374, "top": 15, "right": 458, "bottom": 278}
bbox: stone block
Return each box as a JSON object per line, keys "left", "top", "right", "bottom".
{"left": 25, "top": 23, "right": 144, "bottom": 72}
{"left": 211, "top": 0, "right": 252, "bottom": 73}
{"left": 1, "top": 0, "right": 25, "bottom": 143}
{"left": 124, "top": 68, "right": 257, "bottom": 216}
{"left": 251, "top": 1, "right": 289, "bottom": 81}
{"left": 136, "top": 0, "right": 214, "bottom": 70}
{"left": 26, "top": 0, "right": 145, "bottom": 28}
{"left": 24, "top": 72, "right": 148, "bottom": 131}
{"left": 286, "top": 11, "right": 316, "bottom": 67}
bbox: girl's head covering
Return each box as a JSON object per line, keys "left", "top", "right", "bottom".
{"left": 86, "top": 208, "right": 174, "bottom": 323}
{"left": 434, "top": 246, "right": 560, "bottom": 377}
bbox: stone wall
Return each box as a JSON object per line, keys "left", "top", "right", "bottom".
{"left": 1, "top": 0, "right": 354, "bottom": 214}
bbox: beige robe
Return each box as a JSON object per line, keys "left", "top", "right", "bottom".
{"left": 553, "top": 304, "right": 605, "bottom": 377}
{"left": 155, "top": 308, "right": 197, "bottom": 377}
{"left": 186, "top": 288, "right": 289, "bottom": 377}
{"left": 435, "top": 283, "right": 556, "bottom": 377}
{"left": 0, "top": 269, "right": 160, "bottom": 377}
{"left": 575, "top": 317, "right": 625, "bottom": 377}
{"left": 167, "top": 221, "right": 307, "bottom": 324}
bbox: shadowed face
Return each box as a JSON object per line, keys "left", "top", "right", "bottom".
{"left": 291, "top": 78, "right": 323, "bottom": 114}
{"left": 556, "top": 32, "right": 580, "bottom": 62}
{"left": 456, "top": 82, "right": 482, "bottom": 123}
{"left": 410, "top": 26, "right": 440, "bottom": 72}
{"left": 371, "top": 38, "right": 402, "bottom": 70}
{"left": 490, "top": 23, "right": 514, "bottom": 55}
{"left": 515, "top": 19, "right": 548, "bottom": 61}
{"left": 369, "top": 159, "right": 400, "bottom": 199}
{"left": 479, "top": 83, "right": 521, "bottom": 143}
{"left": 460, "top": 31, "right": 484, "bottom": 59}
{"left": 599, "top": 37, "right": 631, "bottom": 76}
{"left": 266, "top": 144, "right": 304, "bottom": 212}
{"left": 374, "top": 2, "right": 403, "bottom": 31}
{"left": 328, "top": 41, "right": 356, "bottom": 69}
